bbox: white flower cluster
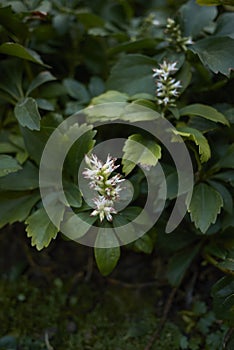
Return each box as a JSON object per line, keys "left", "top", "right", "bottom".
{"left": 165, "top": 18, "right": 193, "bottom": 52}
{"left": 152, "top": 61, "right": 182, "bottom": 107}
{"left": 83, "top": 154, "right": 125, "bottom": 222}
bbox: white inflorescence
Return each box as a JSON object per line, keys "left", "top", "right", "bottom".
{"left": 152, "top": 61, "right": 182, "bottom": 107}
{"left": 83, "top": 154, "right": 125, "bottom": 222}
{"left": 165, "top": 18, "right": 193, "bottom": 52}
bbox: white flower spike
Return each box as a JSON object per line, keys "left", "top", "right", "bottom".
{"left": 165, "top": 18, "right": 193, "bottom": 52}
{"left": 91, "top": 196, "right": 117, "bottom": 222}
{"left": 83, "top": 154, "right": 125, "bottom": 222}
{"left": 152, "top": 61, "right": 182, "bottom": 108}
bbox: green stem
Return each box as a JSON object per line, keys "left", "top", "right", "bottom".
{"left": 0, "top": 91, "right": 17, "bottom": 105}
{"left": 188, "top": 143, "right": 202, "bottom": 173}
{"left": 203, "top": 252, "right": 234, "bottom": 277}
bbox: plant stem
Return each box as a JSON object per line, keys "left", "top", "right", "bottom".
{"left": 203, "top": 252, "right": 234, "bottom": 277}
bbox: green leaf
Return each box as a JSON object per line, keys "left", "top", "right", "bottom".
{"left": 180, "top": 104, "right": 229, "bottom": 126}
{"left": 208, "top": 180, "right": 233, "bottom": 214}
{"left": 0, "top": 161, "right": 38, "bottom": 190}
{"left": 187, "top": 116, "right": 218, "bottom": 132}
{"left": 14, "top": 97, "right": 41, "bottom": 130}
{"left": 61, "top": 211, "right": 97, "bottom": 241}
{"left": 131, "top": 98, "right": 156, "bottom": 110}
{"left": 218, "top": 259, "right": 234, "bottom": 271}
{"left": 88, "top": 76, "right": 105, "bottom": 97}
{"left": 0, "top": 155, "right": 21, "bottom": 177}
{"left": 94, "top": 228, "right": 120, "bottom": 276}
{"left": 36, "top": 98, "right": 55, "bottom": 111}
{"left": 134, "top": 234, "right": 154, "bottom": 254}
{"left": 167, "top": 244, "right": 201, "bottom": 286}
{"left": 9, "top": 134, "right": 25, "bottom": 150}
{"left": 64, "top": 125, "right": 96, "bottom": 181}
{"left": 21, "top": 125, "right": 54, "bottom": 165}
{"left": 2, "top": 1, "right": 27, "bottom": 12}
{"left": 122, "top": 134, "right": 161, "bottom": 175}
{"left": 26, "top": 71, "right": 56, "bottom": 96}
{"left": 166, "top": 171, "right": 179, "bottom": 200}
{"left": 173, "top": 126, "right": 211, "bottom": 163}
{"left": 157, "top": 226, "right": 197, "bottom": 254}
{"left": 118, "top": 207, "right": 152, "bottom": 233}
{"left": 212, "top": 276, "right": 234, "bottom": 324}
{"left": 212, "top": 170, "right": 234, "bottom": 185}
{"left": 190, "top": 37, "right": 234, "bottom": 77}
{"left": 63, "top": 182, "right": 82, "bottom": 208}
{"left": 176, "top": 62, "right": 192, "bottom": 94}
{"left": 91, "top": 90, "right": 129, "bottom": 104}
{"left": 2, "top": 134, "right": 28, "bottom": 165}
{"left": 65, "top": 101, "right": 84, "bottom": 115}
{"left": 76, "top": 11, "right": 105, "bottom": 29}
{"left": 223, "top": 209, "right": 234, "bottom": 229}
{"left": 113, "top": 215, "right": 137, "bottom": 244}
{"left": 0, "top": 142, "right": 19, "bottom": 153}
{"left": 0, "top": 43, "right": 47, "bottom": 66}
{"left": 108, "top": 38, "right": 159, "bottom": 56}
{"left": 0, "top": 59, "right": 23, "bottom": 101}
{"left": 107, "top": 54, "right": 157, "bottom": 95}
{"left": 188, "top": 183, "right": 223, "bottom": 233}
{"left": 0, "top": 6, "right": 28, "bottom": 40}
{"left": 63, "top": 78, "right": 90, "bottom": 102}
{"left": 26, "top": 208, "right": 59, "bottom": 250}
{"left": 215, "top": 144, "right": 234, "bottom": 169}
{"left": 0, "top": 191, "right": 40, "bottom": 229}
{"left": 179, "top": 0, "right": 217, "bottom": 37}
{"left": 215, "top": 13, "right": 234, "bottom": 39}
{"left": 205, "top": 242, "right": 227, "bottom": 260}
{"left": 0, "top": 335, "right": 17, "bottom": 349}
{"left": 197, "top": 0, "right": 234, "bottom": 5}
{"left": 40, "top": 82, "right": 67, "bottom": 99}
{"left": 86, "top": 101, "right": 160, "bottom": 123}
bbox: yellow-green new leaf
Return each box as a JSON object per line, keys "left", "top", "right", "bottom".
{"left": 197, "top": 0, "right": 234, "bottom": 5}
{"left": 91, "top": 90, "right": 129, "bottom": 105}
{"left": 26, "top": 208, "right": 59, "bottom": 250}
{"left": 173, "top": 126, "right": 211, "bottom": 163}
{"left": 122, "top": 134, "right": 161, "bottom": 175}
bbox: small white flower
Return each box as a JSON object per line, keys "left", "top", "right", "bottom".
{"left": 165, "top": 18, "right": 193, "bottom": 52}
{"left": 152, "top": 19, "right": 160, "bottom": 26}
{"left": 105, "top": 174, "right": 125, "bottom": 186}
{"left": 162, "top": 97, "right": 170, "bottom": 105}
{"left": 102, "top": 154, "right": 119, "bottom": 174}
{"left": 91, "top": 196, "right": 117, "bottom": 222}
{"left": 85, "top": 154, "right": 102, "bottom": 170}
{"left": 152, "top": 61, "right": 181, "bottom": 107}
{"left": 152, "top": 61, "right": 178, "bottom": 80}
{"left": 185, "top": 37, "right": 193, "bottom": 45}
{"left": 83, "top": 153, "right": 125, "bottom": 222}
{"left": 171, "top": 80, "right": 182, "bottom": 88}
{"left": 161, "top": 61, "right": 178, "bottom": 73}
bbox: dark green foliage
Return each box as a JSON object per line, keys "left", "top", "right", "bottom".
{"left": 0, "top": 0, "right": 234, "bottom": 346}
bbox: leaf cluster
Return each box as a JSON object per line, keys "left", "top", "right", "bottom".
{"left": 0, "top": 0, "right": 233, "bottom": 334}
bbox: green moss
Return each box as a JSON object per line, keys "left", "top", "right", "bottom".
{"left": 0, "top": 277, "right": 183, "bottom": 350}
{"left": 0, "top": 277, "right": 228, "bottom": 350}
